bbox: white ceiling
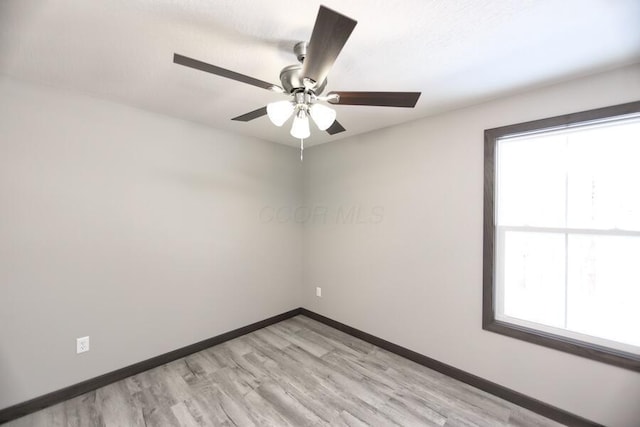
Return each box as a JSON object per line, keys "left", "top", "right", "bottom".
{"left": 1, "top": 0, "right": 639, "bottom": 147}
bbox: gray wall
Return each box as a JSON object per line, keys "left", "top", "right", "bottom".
{"left": 0, "top": 77, "right": 303, "bottom": 409}
{"left": 303, "top": 63, "right": 640, "bottom": 427}
{"left": 2, "top": 64, "right": 640, "bottom": 426}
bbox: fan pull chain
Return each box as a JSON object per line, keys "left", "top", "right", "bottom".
{"left": 300, "top": 138, "right": 304, "bottom": 162}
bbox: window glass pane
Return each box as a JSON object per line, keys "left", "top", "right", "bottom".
{"left": 567, "top": 234, "right": 640, "bottom": 347}
{"left": 487, "top": 106, "right": 640, "bottom": 368}
{"left": 501, "top": 231, "right": 566, "bottom": 328}
{"left": 497, "top": 135, "right": 566, "bottom": 227}
{"left": 567, "top": 120, "right": 640, "bottom": 231}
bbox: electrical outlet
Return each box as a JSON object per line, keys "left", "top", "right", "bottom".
{"left": 316, "top": 287, "right": 322, "bottom": 297}
{"left": 77, "top": 336, "right": 90, "bottom": 354}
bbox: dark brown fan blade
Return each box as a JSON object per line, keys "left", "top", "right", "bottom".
{"left": 328, "top": 91, "right": 421, "bottom": 108}
{"left": 174, "top": 53, "right": 283, "bottom": 92}
{"left": 231, "top": 107, "right": 268, "bottom": 122}
{"left": 326, "top": 120, "right": 346, "bottom": 135}
{"left": 301, "top": 6, "right": 357, "bottom": 87}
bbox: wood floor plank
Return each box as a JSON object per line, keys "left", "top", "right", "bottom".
{"left": 293, "top": 316, "right": 375, "bottom": 356}
{"left": 3, "top": 315, "right": 566, "bottom": 427}
{"left": 170, "top": 401, "right": 201, "bottom": 427}
{"left": 252, "top": 327, "right": 293, "bottom": 350}
{"left": 333, "top": 410, "right": 373, "bottom": 427}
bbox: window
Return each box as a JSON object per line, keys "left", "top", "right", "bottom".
{"left": 483, "top": 101, "right": 640, "bottom": 371}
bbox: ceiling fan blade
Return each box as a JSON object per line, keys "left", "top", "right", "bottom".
{"left": 301, "top": 6, "right": 357, "bottom": 87}
{"left": 174, "top": 53, "right": 283, "bottom": 92}
{"left": 326, "top": 120, "right": 346, "bottom": 135}
{"left": 231, "top": 106, "right": 268, "bottom": 122}
{"left": 327, "top": 91, "right": 421, "bottom": 108}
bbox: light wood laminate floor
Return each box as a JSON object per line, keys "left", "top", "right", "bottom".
{"left": 4, "top": 315, "right": 564, "bottom": 426}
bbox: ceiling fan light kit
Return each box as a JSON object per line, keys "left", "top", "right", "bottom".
{"left": 309, "top": 103, "right": 337, "bottom": 131}
{"left": 266, "top": 100, "right": 295, "bottom": 127}
{"left": 266, "top": 91, "right": 338, "bottom": 138}
{"left": 291, "top": 109, "right": 311, "bottom": 140}
{"left": 173, "top": 5, "right": 421, "bottom": 157}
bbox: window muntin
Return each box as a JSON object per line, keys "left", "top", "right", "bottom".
{"left": 484, "top": 102, "right": 640, "bottom": 371}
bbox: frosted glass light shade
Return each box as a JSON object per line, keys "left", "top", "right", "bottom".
{"left": 309, "top": 103, "right": 337, "bottom": 131}
{"left": 266, "top": 100, "right": 295, "bottom": 126}
{"left": 290, "top": 111, "right": 310, "bottom": 139}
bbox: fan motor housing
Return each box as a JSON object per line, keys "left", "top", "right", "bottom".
{"left": 279, "top": 64, "right": 327, "bottom": 95}
{"left": 280, "top": 41, "right": 327, "bottom": 95}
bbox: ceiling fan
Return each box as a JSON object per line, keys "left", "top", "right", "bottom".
{"left": 173, "top": 5, "right": 421, "bottom": 152}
